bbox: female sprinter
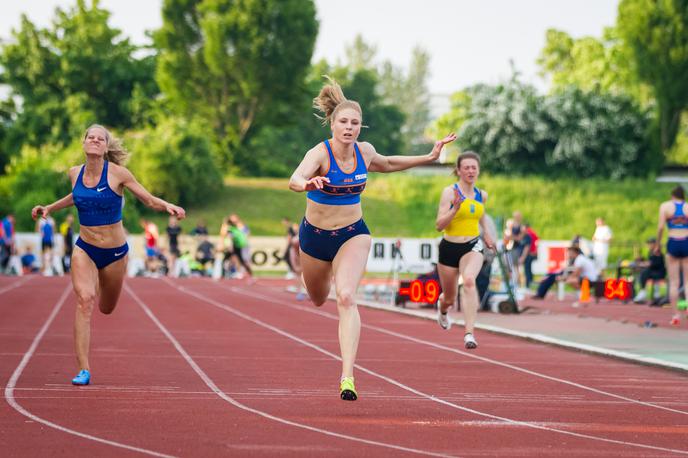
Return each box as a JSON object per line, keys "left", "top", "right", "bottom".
{"left": 32, "top": 124, "right": 185, "bottom": 385}
{"left": 656, "top": 185, "right": 688, "bottom": 326}
{"left": 289, "top": 77, "right": 456, "bottom": 401}
{"left": 435, "top": 151, "right": 495, "bottom": 349}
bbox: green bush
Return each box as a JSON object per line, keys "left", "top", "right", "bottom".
{"left": 0, "top": 146, "right": 70, "bottom": 230}
{"left": 126, "top": 118, "right": 223, "bottom": 207}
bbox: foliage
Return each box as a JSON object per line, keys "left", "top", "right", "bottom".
{"left": 126, "top": 118, "right": 223, "bottom": 207}
{"left": 537, "top": 28, "right": 648, "bottom": 101}
{"left": 618, "top": 0, "right": 688, "bottom": 153}
{"left": 0, "top": 0, "right": 157, "bottom": 158}
{"left": 154, "top": 0, "right": 318, "bottom": 168}
{"left": 0, "top": 147, "right": 71, "bottom": 231}
{"left": 431, "top": 77, "right": 656, "bottom": 178}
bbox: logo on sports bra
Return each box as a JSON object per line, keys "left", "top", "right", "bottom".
{"left": 97, "top": 186, "right": 107, "bottom": 192}
{"left": 355, "top": 174, "right": 367, "bottom": 181}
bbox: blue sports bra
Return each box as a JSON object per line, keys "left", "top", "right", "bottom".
{"left": 72, "top": 160, "right": 124, "bottom": 227}
{"left": 667, "top": 201, "right": 688, "bottom": 229}
{"left": 307, "top": 140, "right": 367, "bottom": 206}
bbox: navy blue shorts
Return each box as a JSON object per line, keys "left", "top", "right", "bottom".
{"left": 75, "top": 238, "right": 129, "bottom": 270}
{"left": 667, "top": 237, "right": 688, "bottom": 259}
{"left": 299, "top": 218, "right": 370, "bottom": 262}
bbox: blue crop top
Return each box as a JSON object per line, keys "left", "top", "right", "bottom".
{"left": 307, "top": 140, "right": 367, "bottom": 206}
{"left": 667, "top": 201, "right": 688, "bottom": 229}
{"left": 72, "top": 160, "right": 124, "bottom": 227}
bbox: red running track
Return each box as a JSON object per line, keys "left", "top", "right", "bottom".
{"left": 1, "top": 276, "right": 688, "bottom": 457}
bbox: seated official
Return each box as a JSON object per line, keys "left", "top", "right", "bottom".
{"left": 534, "top": 246, "right": 600, "bottom": 299}
{"left": 633, "top": 237, "right": 667, "bottom": 303}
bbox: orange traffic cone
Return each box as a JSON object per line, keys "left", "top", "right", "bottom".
{"left": 579, "top": 278, "right": 591, "bottom": 303}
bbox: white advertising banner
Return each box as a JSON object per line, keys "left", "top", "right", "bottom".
{"left": 9, "top": 233, "right": 574, "bottom": 275}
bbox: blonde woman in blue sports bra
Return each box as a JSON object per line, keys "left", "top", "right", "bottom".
{"left": 290, "top": 77, "right": 456, "bottom": 401}
{"left": 32, "top": 124, "right": 185, "bottom": 386}
{"left": 656, "top": 185, "right": 688, "bottom": 326}
{"left": 435, "top": 152, "right": 495, "bottom": 349}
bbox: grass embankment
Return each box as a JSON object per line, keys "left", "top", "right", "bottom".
{"left": 146, "top": 174, "right": 674, "bottom": 260}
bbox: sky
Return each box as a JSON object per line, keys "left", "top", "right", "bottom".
{"left": 0, "top": 0, "right": 619, "bottom": 98}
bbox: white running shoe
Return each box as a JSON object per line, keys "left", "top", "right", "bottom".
{"left": 437, "top": 307, "right": 451, "bottom": 330}
{"left": 464, "top": 333, "right": 478, "bottom": 349}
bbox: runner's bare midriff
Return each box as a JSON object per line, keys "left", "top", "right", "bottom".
{"left": 305, "top": 200, "right": 363, "bottom": 230}
{"left": 78, "top": 222, "right": 127, "bottom": 248}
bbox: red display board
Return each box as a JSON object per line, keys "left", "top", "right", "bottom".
{"left": 398, "top": 280, "right": 440, "bottom": 303}
{"left": 604, "top": 279, "right": 632, "bottom": 301}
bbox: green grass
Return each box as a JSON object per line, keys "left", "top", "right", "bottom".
{"left": 144, "top": 173, "right": 674, "bottom": 260}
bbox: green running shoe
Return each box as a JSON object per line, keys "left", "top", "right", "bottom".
{"left": 340, "top": 376, "right": 357, "bottom": 401}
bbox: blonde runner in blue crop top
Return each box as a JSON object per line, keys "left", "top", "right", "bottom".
{"left": 289, "top": 76, "right": 457, "bottom": 401}
{"left": 31, "top": 124, "right": 186, "bottom": 387}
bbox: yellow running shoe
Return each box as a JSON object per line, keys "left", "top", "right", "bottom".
{"left": 339, "top": 376, "right": 357, "bottom": 401}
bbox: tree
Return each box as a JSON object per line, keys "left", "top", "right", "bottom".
{"left": 153, "top": 0, "right": 318, "bottom": 168}
{"left": 380, "top": 47, "right": 432, "bottom": 155}
{"left": 617, "top": 0, "right": 688, "bottom": 151}
{"left": 537, "top": 28, "right": 644, "bottom": 98}
{"left": 452, "top": 78, "right": 655, "bottom": 178}
{"left": 0, "top": 0, "right": 157, "bottom": 157}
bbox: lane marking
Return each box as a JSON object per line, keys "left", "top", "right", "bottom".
{"left": 0, "top": 277, "right": 31, "bottom": 296}
{"left": 169, "top": 280, "right": 688, "bottom": 455}
{"left": 126, "top": 284, "right": 454, "bottom": 458}
{"left": 4, "top": 284, "right": 176, "bottom": 458}
{"left": 231, "top": 284, "right": 688, "bottom": 416}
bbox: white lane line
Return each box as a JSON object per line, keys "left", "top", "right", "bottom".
{"left": 231, "top": 284, "right": 688, "bottom": 416}
{"left": 173, "top": 280, "right": 688, "bottom": 456}
{"left": 4, "top": 285, "right": 176, "bottom": 458}
{"left": 125, "top": 283, "right": 455, "bottom": 458}
{"left": 0, "top": 277, "right": 30, "bottom": 296}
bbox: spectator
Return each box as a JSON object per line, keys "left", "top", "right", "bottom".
{"left": 195, "top": 234, "right": 215, "bottom": 275}
{"left": 37, "top": 215, "right": 56, "bottom": 275}
{"left": 505, "top": 211, "right": 525, "bottom": 286}
{"left": 592, "top": 217, "right": 613, "bottom": 270}
{"left": 60, "top": 214, "right": 75, "bottom": 273}
{"left": 533, "top": 246, "right": 600, "bottom": 299}
{"left": 20, "top": 245, "right": 39, "bottom": 274}
{"left": 521, "top": 222, "right": 539, "bottom": 289}
{"left": 281, "top": 217, "right": 299, "bottom": 277}
{"left": 224, "top": 214, "right": 253, "bottom": 279}
{"left": 140, "top": 218, "right": 160, "bottom": 274}
{"left": 166, "top": 215, "right": 182, "bottom": 277}
{"left": 632, "top": 238, "right": 667, "bottom": 303}
{"left": 191, "top": 219, "right": 209, "bottom": 236}
{"left": 0, "top": 214, "right": 15, "bottom": 273}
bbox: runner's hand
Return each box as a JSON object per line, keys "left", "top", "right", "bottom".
{"left": 451, "top": 187, "right": 465, "bottom": 210}
{"left": 303, "top": 176, "right": 330, "bottom": 192}
{"left": 166, "top": 204, "right": 186, "bottom": 220}
{"left": 31, "top": 205, "right": 49, "bottom": 220}
{"left": 428, "top": 133, "right": 457, "bottom": 161}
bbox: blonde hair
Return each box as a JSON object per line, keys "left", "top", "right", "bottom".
{"left": 83, "top": 124, "right": 129, "bottom": 165}
{"left": 312, "top": 76, "right": 362, "bottom": 126}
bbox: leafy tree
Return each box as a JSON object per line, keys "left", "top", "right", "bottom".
{"left": 0, "top": 147, "right": 71, "bottom": 230}
{"left": 617, "top": 0, "right": 688, "bottom": 152}
{"left": 537, "top": 28, "right": 646, "bottom": 100}
{"left": 245, "top": 61, "right": 406, "bottom": 176}
{"left": 379, "top": 47, "right": 432, "bottom": 155}
{"left": 0, "top": 0, "right": 157, "bottom": 157}
{"left": 453, "top": 78, "right": 655, "bottom": 178}
{"left": 154, "top": 0, "right": 318, "bottom": 168}
{"left": 542, "top": 87, "right": 656, "bottom": 178}
{"left": 126, "top": 119, "right": 223, "bottom": 206}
